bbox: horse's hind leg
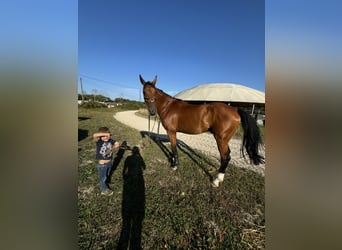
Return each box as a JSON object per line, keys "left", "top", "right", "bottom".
{"left": 212, "top": 137, "right": 231, "bottom": 187}
{"left": 212, "top": 149, "right": 231, "bottom": 187}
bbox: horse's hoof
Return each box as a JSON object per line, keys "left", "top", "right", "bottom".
{"left": 211, "top": 179, "right": 219, "bottom": 187}
{"left": 171, "top": 166, "right": 177, "bottom": 171}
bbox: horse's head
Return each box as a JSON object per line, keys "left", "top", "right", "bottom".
{"left": 140, "top": 74, "right": 158, "bottom": 116}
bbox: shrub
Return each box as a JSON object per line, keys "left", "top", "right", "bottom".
{"left": 79, "top": 101, "right": 107, "bottom": 109}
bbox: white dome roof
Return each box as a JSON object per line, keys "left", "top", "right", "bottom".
{"left": 174, "top": 83, "right": 265, "bottom": 104}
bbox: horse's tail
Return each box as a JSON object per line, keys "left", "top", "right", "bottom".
{"left": 237, "top": 109, "right": 265, "bottom": 165}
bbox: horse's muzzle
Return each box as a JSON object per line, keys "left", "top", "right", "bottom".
{"left": 148, "top": 106, "right": 157, "bottom": 116}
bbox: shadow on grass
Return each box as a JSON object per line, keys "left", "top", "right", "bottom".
{"left": 78, "top": 116, "right": 91, "bottom": 141}
{"left": 78, "top": 129, "right": 88, "bottom": 141}
{"left": 107, "top": 143, "right": 127, "bottom": 185}
{"left": 140, "top": 131, "right": 217, "bottom": 183}
{"left": 117, "top": 146, "right": 146, "bottom": 250}
{"left": 78, "top": 116, "right": 91, "bottom": 121}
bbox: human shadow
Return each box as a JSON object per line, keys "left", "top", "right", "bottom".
{"left": 117, "top": 147, "right": 146, "bottom": 250}
{"left": 107, "top": 141, "right": 129, "bottom": 186}
{"left": 140, "top": 131, "right": 216, "bottom": 182}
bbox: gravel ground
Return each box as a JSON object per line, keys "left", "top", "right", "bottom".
{"left": 114, "top": 110, "right": 265, "bottom": 175}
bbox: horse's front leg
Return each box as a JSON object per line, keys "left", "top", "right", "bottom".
{"left": 167, "top": 131, "right": 179, "bottom": 169}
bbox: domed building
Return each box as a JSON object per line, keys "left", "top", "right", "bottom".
{"left": 174, "top": 83, "right": 265, "bottom": 124}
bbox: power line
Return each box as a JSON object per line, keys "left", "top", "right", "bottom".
{"left": 78, "top": 73, "right": 137, "bottom": 89}
{"left": 78, "top": 73, "right": 142, "bottom": 101}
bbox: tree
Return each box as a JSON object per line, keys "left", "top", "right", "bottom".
{"left": 92, "top": 89, "right": 98, "bottom": 101}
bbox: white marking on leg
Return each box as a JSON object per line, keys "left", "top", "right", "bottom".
{"left": 212, "top": 178, "right": 220, "bottom": 187}
{"left": 218, "top": 173, "right": 225, "bottom": 182}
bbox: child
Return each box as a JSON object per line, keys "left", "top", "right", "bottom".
{"left": 93, "top": 127, "right": 120, "bottom": 196}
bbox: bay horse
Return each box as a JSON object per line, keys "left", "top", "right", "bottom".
{"left": 140, "top": 75, "right": 264, "bottom": 187}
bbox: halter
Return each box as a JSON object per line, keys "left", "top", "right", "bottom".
{"left": 144, "top": 83, "right": 158, "bottom": 103}
{"left": 144, "top": 96, "right": 156, "bottom": 103}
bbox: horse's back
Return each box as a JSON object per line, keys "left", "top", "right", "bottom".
{"left": 209, "top": 102, "right": 239, "bottom": 118}
{"left": 208, "top": 102, "right": 241, "bottom": 131}
{"left": 169, "top": 101, "right": 212, "bottom": 133}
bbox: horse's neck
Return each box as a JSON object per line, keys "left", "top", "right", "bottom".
{"left": 156, "top": 89, "right": 174, "bottom": 116}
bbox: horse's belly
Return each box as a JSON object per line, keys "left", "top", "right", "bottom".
{"left": 178, "top": 122, "right": 209, "bottom": 134}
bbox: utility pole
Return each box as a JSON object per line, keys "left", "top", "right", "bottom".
{"left": 92, "top": 89, "right": 98, "bottom": 101}
{"left": 80, "top": 77, "right": 85, "bottom": 103}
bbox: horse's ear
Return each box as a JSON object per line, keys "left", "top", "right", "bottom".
{"left": 151, "top": 75, "right": 157, "bottom": 86}
{"left": 139, "top": 74, "right": 146, "bottom": 85}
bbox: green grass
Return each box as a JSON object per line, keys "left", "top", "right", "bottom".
{"left": 78, "top": 107, "right": 265, "bottom": 249}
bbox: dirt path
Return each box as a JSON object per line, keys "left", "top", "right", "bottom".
{"left": 114, "top": 110, "right": 265, "bottom": 175}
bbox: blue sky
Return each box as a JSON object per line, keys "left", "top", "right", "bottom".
{"left": 79, "top": 0, "right": 265, "bottom": 101}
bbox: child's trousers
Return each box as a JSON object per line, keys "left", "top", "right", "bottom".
{"left": 97, "top": 161, "right": 112, "bottom": 190}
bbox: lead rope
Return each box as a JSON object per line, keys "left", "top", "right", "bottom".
{"left": 151, "top": 114, "right": 159, "bottom": 132}
{"left": 148, "top": 113, "right": 159, "bottom": 134}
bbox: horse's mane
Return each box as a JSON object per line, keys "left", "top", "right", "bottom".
{"left": 145, "top": 82, "right": 184, "bottom": 102}
{"left": 155, "top": 87, "right": 185, "bottom": 102}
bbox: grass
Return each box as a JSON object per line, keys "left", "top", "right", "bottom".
{"left": 78, "top": 107, "right": 265, "bottom": 249}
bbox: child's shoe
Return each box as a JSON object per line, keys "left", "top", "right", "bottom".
{"left": 101, "top": 189, "right": 113, "bottom": 196}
